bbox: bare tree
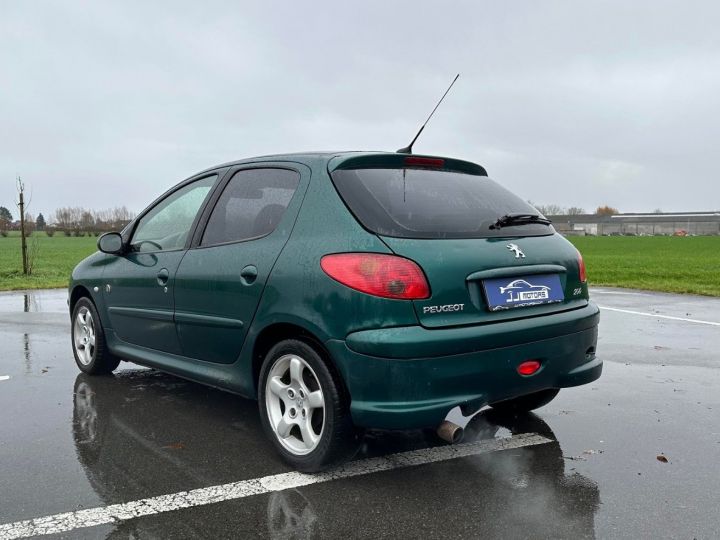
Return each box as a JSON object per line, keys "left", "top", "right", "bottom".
{"left": 54, "top": 207, "right": 72, "bottom": 232}
{"left": 52, "top": 205, "right": 135, "bottom": 234}
{"left": 23, "top": 212, "right": 36, "bottom": 235}
{"left": 95, "top": 208, "right": 112, "bottom": 229}
{"left": 16, "top": 177, "right": 30, "bottom": 274}
{"left": 533, "top": 203, "right": 566, "bottom": 216}
{"left": 80, "top": 210, "right": 94, "bottom": 234}
{"left": 111, "top": 206, "right": 134, "bottom": 230}
{"left": 566, "top": 207, "right": 586, "bottom": 215}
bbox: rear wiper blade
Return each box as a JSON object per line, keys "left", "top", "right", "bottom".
{"left": 490, "top": 213, "right": 552, "bottom": 230}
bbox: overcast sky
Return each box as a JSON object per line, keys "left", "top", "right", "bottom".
{"left": 1, "top": 1, "right": 719, "bottom": 220}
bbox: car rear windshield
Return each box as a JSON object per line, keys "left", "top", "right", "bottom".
{"left": 330, "top": 168, "right": 554, "bottom": 239}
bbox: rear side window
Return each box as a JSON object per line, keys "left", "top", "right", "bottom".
{"left": 330, "top": 168, "right": 553, "bottom": 239}
{"left": 201, "top": 168, "right": 300, "bottom": 246}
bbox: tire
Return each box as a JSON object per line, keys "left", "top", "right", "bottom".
{"left": 71, "top": 297, "right": 120, "bottom": 375}
{"left": 258, "top": 339, "right": 358, "bottom": 472}
{"left": 489, "top": 388, "right": 560, "bottom": 414}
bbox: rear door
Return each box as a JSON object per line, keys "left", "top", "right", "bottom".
{"left": 104, "top": 174, "right": 218, "bottom": 354}
{"left": 173, "top": 165, "right": 307, "bottom": 363}
{"left": 329, "top": 162, "right": 588, "bottom": 329}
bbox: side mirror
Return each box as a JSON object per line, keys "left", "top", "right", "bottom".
{"left": 97, "top": 232, "right": 124, "bottom": 255}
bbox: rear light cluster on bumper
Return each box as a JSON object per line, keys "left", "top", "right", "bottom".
{"left": 320, "top": 253, "right": 431, "bottom": 300}
{"left": 517, "top": 360, "right": 542, "bottom": 376}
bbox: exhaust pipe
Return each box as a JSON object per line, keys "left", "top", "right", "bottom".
{"left": 437, "top": 420, "right": 464, "bottom": 444}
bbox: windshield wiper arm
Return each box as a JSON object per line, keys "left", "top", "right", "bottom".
{"left": 490, "top": 213, "right": 552, "bottom": 230}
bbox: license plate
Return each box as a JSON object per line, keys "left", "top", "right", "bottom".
{"left": 483, "top": 274, "right": 564, "bottom": 311}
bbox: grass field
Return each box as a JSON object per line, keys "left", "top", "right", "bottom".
{"left": 0, "top": 232, "right": 718, "bottom": 296}
{"left": 0, "top": 232, "right": 97, "bottom": 291}
{"left": 569, "top": 236, "right": 720, "bottom": 296}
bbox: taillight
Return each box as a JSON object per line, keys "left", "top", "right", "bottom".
{"left": 320, "top": 253, "right": 430, "bottom": 300}
{"left": 577, "top": 252, "right": 587, "bottom": 283}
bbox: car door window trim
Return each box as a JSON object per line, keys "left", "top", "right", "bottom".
{"left": 191, "top": 164, "right": 304, "bottom": 250}
{"left": 122, "top": 170, "right": 227, "bottom": 253}
{"left": 126, "top": 172, "right": 224, "bottom": 254}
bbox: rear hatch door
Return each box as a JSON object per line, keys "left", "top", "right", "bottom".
{"left": 328, "top": 154, "right": 588, "bottom": 329}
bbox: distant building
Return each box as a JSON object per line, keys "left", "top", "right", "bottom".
{"left": 548, "top": 211, "right": 720, "bottom": 236}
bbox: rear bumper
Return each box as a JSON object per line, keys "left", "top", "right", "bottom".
{"left": 326, "top": 302, "right": 601, "bottom": 429}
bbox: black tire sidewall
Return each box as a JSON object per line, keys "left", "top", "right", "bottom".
{"left": 258, "top": 339, "right": 355, "bottom": 472}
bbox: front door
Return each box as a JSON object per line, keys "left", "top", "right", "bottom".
{"left": 104, "top": 174, "right": 218, "bottom": 354}
{"left": 174, "top": 166, "right": 306, "bottom": 363}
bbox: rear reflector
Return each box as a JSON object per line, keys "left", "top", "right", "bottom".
{"left": 320, "top": 253, "right": 430, "bottom": 300}
{"left": 404, "top": 156, "right": 445, "bottom": 168}
{"left": 517, "top": 360, "right": 542, "bottom": 376}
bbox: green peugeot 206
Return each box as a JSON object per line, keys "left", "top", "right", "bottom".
{"left": 69, "top": 151, "right": 601, "bottom": 471}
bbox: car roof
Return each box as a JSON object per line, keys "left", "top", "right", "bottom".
{"left": 197, "top": 151, "right": 487, "bottom": 177}
{"left": 197, "top": 151, "right": 369, "bottom": 174}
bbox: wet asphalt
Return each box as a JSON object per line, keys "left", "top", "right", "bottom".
{"left": 0, "top": 288, "right": 719, "bottom": 539}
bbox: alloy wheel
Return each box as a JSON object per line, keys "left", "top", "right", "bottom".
{"left": 73, "top": 307, "right": 96, "bottom": 366}
{"left": 265, "top": 354, "right": 326, "bottom": 455}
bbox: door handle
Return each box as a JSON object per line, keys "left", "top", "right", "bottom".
{"left": 240, "top": 265, "right": 258, "bottom": 286}
{"left": 156, "top": 268, "right": 170, "bottom": 286}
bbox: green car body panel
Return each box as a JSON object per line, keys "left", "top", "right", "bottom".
{"left": 70, "top": 151, "right": 601, "bottom": 430}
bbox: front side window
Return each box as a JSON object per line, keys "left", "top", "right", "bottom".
{"left": 131, "top": 175, "right": 217, "bottom": 252}
{"left": 201, "top": 168, "right": 300, "bottom": 246}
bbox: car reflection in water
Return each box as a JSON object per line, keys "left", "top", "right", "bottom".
{"left": 73, "top": 371, "right": 600, "bottom": 539}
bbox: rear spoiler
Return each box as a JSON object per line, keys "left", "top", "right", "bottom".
{"left": 327, "top": 153, "right": 487, "bottom": 176}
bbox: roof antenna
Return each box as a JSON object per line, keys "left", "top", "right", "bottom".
{"left": 396, "top": 73, "right": 460, "bottom": 154}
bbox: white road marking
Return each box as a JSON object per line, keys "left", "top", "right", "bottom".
{"left": 0, "top": 433, "right": 550, "bottom": 540}
{"left": 0, "top": 376, "right": 9, "bottom": 381}
{"left": 599, "top": 306, "right": 720, "bottom": 327}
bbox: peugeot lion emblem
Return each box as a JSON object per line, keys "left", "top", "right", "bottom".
{"left": 506, "top": 243, "right": 525, "bottom": 259}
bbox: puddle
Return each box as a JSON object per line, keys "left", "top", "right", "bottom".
{"left": 0, "top": 290, "right": 68, "bottom": 313}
